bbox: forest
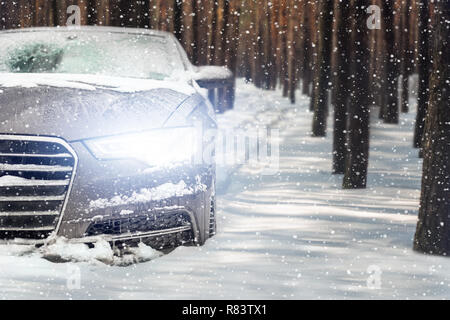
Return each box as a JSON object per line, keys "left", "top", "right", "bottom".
{"left": 0, "top": 0, "right": 450, "bottom": 269}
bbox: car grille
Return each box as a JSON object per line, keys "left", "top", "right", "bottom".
{"left": 85, "top": 211, "right": 192, "bottom": 237}
{"left": 0, "top": 135, "right": 77, "bottom": 240}
{"left": 85, "top": 210, "right": 194, "bottom": 250}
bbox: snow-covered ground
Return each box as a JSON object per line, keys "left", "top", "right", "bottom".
{"left": 1, "top": 79, "right": 450, "bottom": 299}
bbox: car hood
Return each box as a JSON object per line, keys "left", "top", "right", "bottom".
{"left": 0, "top": 73, "right": 197, "bottom": 141}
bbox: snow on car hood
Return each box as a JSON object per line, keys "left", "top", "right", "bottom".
{"left": 0, "top": 73, "right": 196, "bottom": 95}
{"left": 0, "top": 73, "right": 196, "bottom": 141}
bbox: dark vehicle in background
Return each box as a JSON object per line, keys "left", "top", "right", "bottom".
{"left": 0, "top": 27, "right": 231, "bottom": 249}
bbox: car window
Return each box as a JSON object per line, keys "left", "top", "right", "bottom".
{"left": 0, "top": 31, "right": 186, "bottom": 80}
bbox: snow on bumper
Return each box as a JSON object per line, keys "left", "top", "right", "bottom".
{"left": 55, "top": 141, "right": 214, "bottom": 244}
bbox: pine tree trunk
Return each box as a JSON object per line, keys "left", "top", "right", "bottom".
{"left": 413, "top": 0, "right": 430, "bottom": 149}
{"left": 413, "top": 1, "right": 450, "bottom": 256}
{"left": 223, "top": 0, "right": 240, "bottom": 110}
{"left": 19, "top": 0, "right": 34, "bottom": 28}
{"left": 213, "top": 0, "right": 229, "bottom": 112}
{"left": 311, "top": 0, "right": 334, "bottom": 137}
{"left": 301, "top": 0, "right": 311, "bottom": 96}
{"left": 149, "top": 0, "right": 175, "bottom": 32}
{"left": 342, "top": 0, "right": 370, "bottom": 189}
{"left": 278, "top": 0, "right": 289, "bottom": 97}
{"left": 262, "top": 1, "right": 272, "bottom": 90}
{"left": 332, "top": 0, "right": 351, "bottom": 174}
{"left": 269, "top": 0, "right": 279, "bottom": 90}
{"left": 0, "top": 1, "right": 17, "bottom": 29}
{"left": 34, "top": 0, "right": 51, "bottom": 26}
{"left": 309, "top": 3, "right": 320, "bottom": 110}
{"left": 400, "top": 0, "right": 411, "bottom": 113}
{"left": 252, "top": 2, "right": 263, "bottom": 88}
{"left": 382, "top": 0, "right": 399, "bottom": 124}
{"left": 287, "top": 10, "right": 298, "bottom": 104}
{"left": 196, "top": 0, "right": 214, "bottom": 66}
{"left": 53, "top": 0, "right": 68, "bottom": 26}
{"left": 109, "top": 0, "right": 122, "bottom": 26}
{"left": 375, "top": 15, "right": 388, "bottom": 119}
{"left": 94, "top": 0, "right": 111, "bottom": 26}
{"left": 181, "top": 0, "right": 195, "bottom": 62}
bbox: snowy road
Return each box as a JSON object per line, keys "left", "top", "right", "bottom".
{"left": 1, "top": 79, "right": 450, "bottom": 299}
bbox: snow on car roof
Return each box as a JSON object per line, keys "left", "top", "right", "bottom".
{"left": 0, "top": 26, "right": 173, "bottom": 38}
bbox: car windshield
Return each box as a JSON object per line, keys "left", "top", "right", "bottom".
{"left": 0, "top": 30, "right": 186, "bottom": 80}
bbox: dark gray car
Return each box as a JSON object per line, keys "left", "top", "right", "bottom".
{"left": 0, "top": 26, "right": 228, "bottom": 249}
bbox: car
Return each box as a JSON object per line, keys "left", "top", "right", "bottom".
{"left": 0, "top": 26, "right": 231, "bottom": 250}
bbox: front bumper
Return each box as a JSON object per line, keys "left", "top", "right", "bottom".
{"left": 0, "top": 138, "right": 214, "bottom": 248}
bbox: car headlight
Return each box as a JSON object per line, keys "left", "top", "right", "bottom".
{"left": 83, "top": 127, "right": 198, "bottom": 166}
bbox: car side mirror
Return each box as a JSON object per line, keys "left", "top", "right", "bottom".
{"left": 193, "top": 66, "right": 234, "bottom": 89}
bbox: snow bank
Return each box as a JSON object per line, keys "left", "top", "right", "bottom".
{"left": 41, "top": 237, "right": 162, "bottom": 266}
{"left": 42, "top": 238, "right": 114, "bottom": 264}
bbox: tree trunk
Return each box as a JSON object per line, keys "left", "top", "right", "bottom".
{"left": 309, "top": 2, "right": 320, "bottom": 111}
{"left": 413, "top": 1, "right": 450, "bottom": 256}
{"left": 109, "top": 0, "right": 122, "bottom": 26}
{"left": 278, "top": 0, "right": 289, "bottom": 97}
{"left": 261, "top": 1, "right": 272, "bottom": 90}
{"left": 269, "top": 0, "right": 280, "bottom": 90}
{"left": 301, "top": 0, "right": 312, "bottom": 96}
{"left": 342, "top": 0, "right": 370, "bottom": 189}
{"left": 252, "top": 2, "right": 264, "bottom": 88}
{"left": 34, "top": 0, "right": 51, "bottom": 26}
{"left": 332, "top": 0, "right": 351, "bottom": 174}
{"left": 375, "top": 15, "right": 388, "bottom": 119}
{"left": 287, "top": 10, "right": 298, "bottom": 104}
{"left": 400, "top": 0, "right": 411, "bottom": 113}
{"left": 149, "top": 0, "right": 175, "bottom": 32}
{"left": 223, "top": 0, "right": 240, "bottom": 110}
{"left": 94, "top": 0, "right": 111, "bottom": 26}
{"left": 311, "top": 0, "right": 334, "bottom": 137}
{"left": 213, "top": 0, "right": 229, "bottom": 112}
{"left": 181, "top": 0, "right": 196, "bottom": 62}
{"left": 413, "top": 0, "right": 430, "bottom": 149}
{"left": 19, "top": 0, "right": 34, "bottom": 28}
{"left": 196, "top": 0, "right": 214, "bottom": 66}
{"left": 382, "top": 0, "right": 399, "bottom": 124}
